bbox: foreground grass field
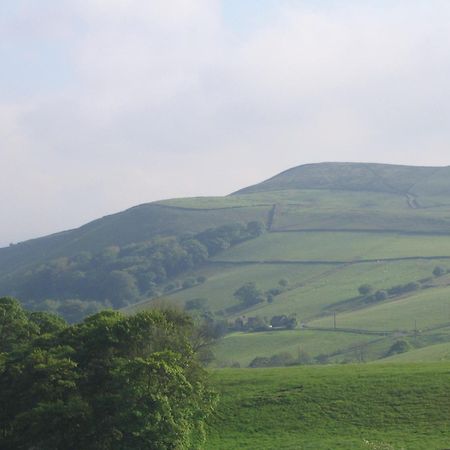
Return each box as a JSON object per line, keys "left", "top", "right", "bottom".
{"left": 206, "top": 364, "right": 450, "bottom": 449}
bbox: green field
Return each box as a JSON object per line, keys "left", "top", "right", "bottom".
{"left": 381, "top": 341, "right": 450, "bottom": 363}
{"left": 163, "top": 259, "right": 447, "bottom": 319}
{"left": 310, "top": 285, "right": 450, "bottom": 332}
{"left": 206, "top": 363, "right": 450, "bottom": 449}
{"left": 127, "top": 256, "right": 450, "bottom": 365}
{"left": 7, "top": 162, "right": 450, "bottom": 365}
{"left": 213, "top": 330, "right": 379, "bottom": 367}
{"left": 215, "top": 231, "right": 450, "bottom": 262}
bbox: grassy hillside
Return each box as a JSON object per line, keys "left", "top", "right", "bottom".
{"left": 309, "top": 285, "right": 450, "bottom": 332}
{"left": 206, "top": 363, "right": 450, "bottom": 449}
{"left": 380, "top": 341, "right": 450, "bottom": 363}
{"left": 5, "top": 162, "right": 450, "bottom": 362}
{"left": 213, "top": 330, "right": 379, "bottom": 367}
{"left": 235, "top": 162, "right": 450, "bottom": 195}
{"left": 213, "top": 231, "right": 450, "bottom": 261}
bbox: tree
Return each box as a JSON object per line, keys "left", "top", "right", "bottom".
{"left": 0, "top": 297, "right": 38, "bottom": 353}
{"left": 246, "top": 221, "right": 266, "bottom": 237}
{"left": 358, "top": 284, "right": 374, "bottom": 296}
{"left": 374, "top": 290, "right": 388, "bottom": 302}
{"left": 433, "top": 266, "right": 447, "bottom": 277}
{"left": 386, "top": 339, "right": 411, "bottom": 356}
{"left": 0, "top": 303, "right": 217, "bottom": 450}
{"left": 249, "top": 356, "right": 271, "bottom": 368}
{"left": 233, "top": 282, "right": 266, "bottom": 307}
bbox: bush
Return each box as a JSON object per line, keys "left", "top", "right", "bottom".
{"left": 433, "top": 266, "right": 447, "bottom": 277}
{"left": 358, "top": 284, "right": 374, "bottom": 296}
{"left": 386, "top": 339, "right": 411, "bottom": 356}
{"left": 374, "top": 290, "right": 388, "bottom": 302}
{"left": 269, "top": 352, "right": 294, "bottom": 367}
{"left": 249, "top": 357, "right": 271, "bottom": 368}
{"left": 233, "top": 282, "right": 266, "bottom": 307}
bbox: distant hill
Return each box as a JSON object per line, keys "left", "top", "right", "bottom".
{"left": 235, "top": 162, "right": 450, "bottom": 196}
{"left": 4, "top": 161, "right": 450, "bottom": 364}
{"left": 3, "top": 162, "right": 450, "bottom": 275}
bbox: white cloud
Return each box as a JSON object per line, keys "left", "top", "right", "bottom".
{"left": 2, "top": 0, "right": 450, "bottom": 246}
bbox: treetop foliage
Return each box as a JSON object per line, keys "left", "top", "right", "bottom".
{"left": 0, "top": 297, "right": 217, "bottom": 450}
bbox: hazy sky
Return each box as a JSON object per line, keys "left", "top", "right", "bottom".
{"left": 2, "top": 0, "right": 450, "bottom": 247}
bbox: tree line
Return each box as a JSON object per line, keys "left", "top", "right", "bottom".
{"left": 0, "top": 221, "right": 265, "bottom": 321}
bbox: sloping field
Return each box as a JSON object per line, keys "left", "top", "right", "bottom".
{"left": 381, "top": 341, "right": 450, "bottom": 363}
{"left": 214, "top": 231, "right": 450, "bottom": 262}
{"left": 213, "top": 330, "right": 378, "bottom": 367}
{"left": 310, "top": 285, "right": 450, "bottom": 332}
{"left": 206, "top": 363, "right": 450, "bottom": 449}
{"left": 157, "top": 259, "right": 447, "bottom": 320}
{"left": 128, "top": 263, "right": 332, "bottom": 314}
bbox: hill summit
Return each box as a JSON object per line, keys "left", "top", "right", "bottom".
{"left": 235, "top": 162, "right": 450, "bottom": 195}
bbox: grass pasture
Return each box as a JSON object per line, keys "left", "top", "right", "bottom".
{"left": 381, "top": 341, "right": 450, "bottom": 363}
{"left": 215, "top": 231, "right": 450, "bottom": 262}
{"left": 213, "top": 329, "right": 378, "bottom": 367}
{"left": 206, "top": 363, "right": 450, "bottom": 449}
{"left": 310, "top": 285, "right": 450, "bottom": 332}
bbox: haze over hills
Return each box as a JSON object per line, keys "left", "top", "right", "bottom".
{"left": 4, "top": 161, "right": 450, "bottom": 365}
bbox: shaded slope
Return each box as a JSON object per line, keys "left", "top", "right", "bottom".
{"left": 0, "top": 202, "right": 270, "bottom": 278}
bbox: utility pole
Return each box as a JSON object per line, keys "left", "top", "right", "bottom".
{"left": 333, "top": 312, "right": 337, "bottom": 330}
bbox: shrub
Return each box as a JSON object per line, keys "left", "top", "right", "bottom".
{"left": 249, "top": 357, "right": 271, "bottom": 368}
{"left": 374, "top": 290, "right": 388, "bottom": 302}
{"left": 358, "top": 284, "right": 374, "bottom": 296}
{"left": 386, "top": 339, "right": 411, "bottom": 356}
{"left": 433, "top": 266, "right": 447, "bottom": 277}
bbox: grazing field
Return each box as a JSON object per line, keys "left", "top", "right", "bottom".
{"left": 215, "top": 231, "right": 450, "bottom": 262}
{"left": 380, "top": 341, "right": 450, "bottom": 363}
{"left": 128, "top": 263, "right": 332, "bottom": 314}
{"left": 161, "top": 259, "right": 447, "bottom": 319}
{"left": 310, "top": 285, "right": 450, "bottom": 332}
{"left": 7, "top": 162, "right": 450, "bottom": 365}
{"left": 213, "top": 330, "right": 379, "bottom": 367}
{"left": 206, "top": 364, "right": 450, "bottom": 449}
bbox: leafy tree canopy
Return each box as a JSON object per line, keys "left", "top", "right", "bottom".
{"left": 0, "top": 298, "right": 217, "bottom": 450}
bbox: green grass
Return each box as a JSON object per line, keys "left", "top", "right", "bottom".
{"left": 8, "top": 162, "right": 450, "bottom": 368}
{"left": 129, "top": 263, "right": 332, "bottom": 314}
{"left": 380, "top": 341, "right": 450, "bottom": 363}
{"left": 206, "top": 363, "right": 450, "bottom": 449}
{"left": 245, "top": 260, "right": 450, "bottom": 320}
{"left": 213, "top": 330, "right": 379, "bottom": 367}
{"left": 215, "top": 231, "right": 450, "bottom": 262}
{"left": 310, "top": 285, "right": 450, "bottom": 332}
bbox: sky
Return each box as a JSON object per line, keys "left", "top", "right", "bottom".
{"left": 2, "top": 0, "right": 450, "bottom": 247}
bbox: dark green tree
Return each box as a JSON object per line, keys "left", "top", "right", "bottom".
{"left": 0, "top": 303, "right": 217, "bottom": 450}
{"left": 233, "top": 282, "right": 266, "bottom": 307}
{"left": 358, "top": 284, "right": 374, "bottom": 296}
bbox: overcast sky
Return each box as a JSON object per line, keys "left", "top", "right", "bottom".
{"left": 2, "top": 0, "right": 450, "bottom": 247}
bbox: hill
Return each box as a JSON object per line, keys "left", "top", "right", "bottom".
{"left": 4, "top": 162, "right": 450, "bottom": 362}
{"left": 206, "top": 363, "right": 450, "bottom": 449}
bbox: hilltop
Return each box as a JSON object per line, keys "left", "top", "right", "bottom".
{"left": 4, "top": 162, "right": 450, "bottom": 364}
{"left": 235, "top": 161, "right": 450, "bottom": 195}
